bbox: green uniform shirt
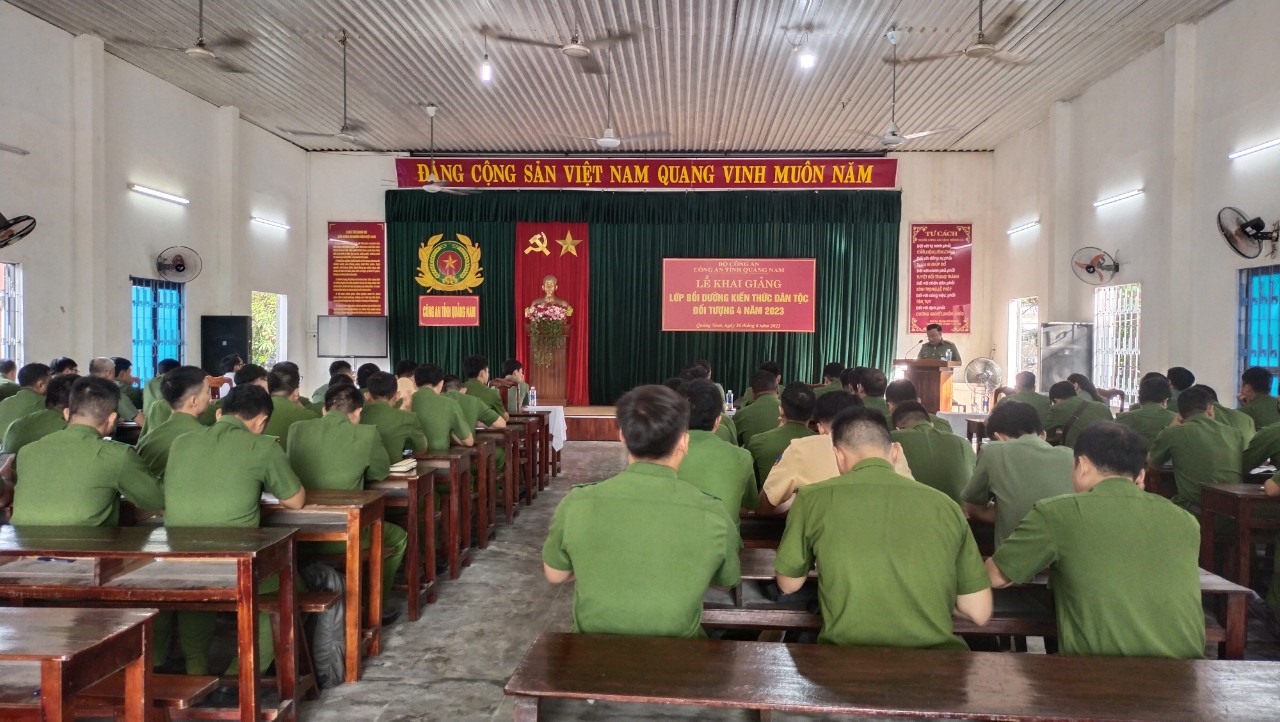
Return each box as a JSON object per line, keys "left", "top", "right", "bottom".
{"left": 747, "top": 421, "right": 816, "bottom": 488}
{"left": 0, "top": 388, "right": 45, "bottom": 438}
{"left": 1043, "top": 397, "right": 1114, "bottom": 448}
{"left": 862, "top": 396, "right": 891, "bottom": 423}
{"left": 918, "top": 341, "right": 961, "bottom": 363}
{"left": 262, "top": 396, "right": 319, "bottom": 450}
{"left": 2, "top": 409, "right": 67, "bottom": 455}
{"left": 411, "top": 387, "right": 472, "bottom": 452}
{"left": 775, "top": 458, "right": 989, "bottom": 649}
{"left": 141, "top": 377, "right": 164, "bottom": 414}
{"left": 1243, "top": 422, "right": 1280, "bottom": 469}
{"left": 713, "top": 413, "right": 737, "bottom": 445}
{"left": 115, "top": 389, "right": 140, "bottom": 422}
{"left": 360, "top": 400, "right": 427, "bottom": 461}
{"left": 1241, "top": 394, "right": 1280, "bottom": 430}
{"left": 738, "top": 387, "right": 757, "bottom": 407}
{"left": 163, "top": 416, "right": 303, "bottom": 528}
{"left": 1114, "top": 403, "right": 1176, "bottom": 446}
{"left": 927, "top": 413, "right": 953, "bottom": 434}
{"left": 1149, "top": 414, "right": 1244, "bottom": 510}
{"left": 446, "top": 389, "right": 500, "bottom": 428}
{"left": 309, "top": 383, "right": 330, "bottom": 407}
{"left": 998, "top": 391, "right": 1052, "bottom": 421}
{"left": 118, "top": 381, "right": 144, "bottom": 412}
{"left": 0, "top": 378, "right": 20, "bottom": 402}
{"left": 135, "top": 412, "right": 206, "bottom": 477}
{"left": 1213, "top": 403, "right": 1255, "bottom": 445}
{"left": 991, "top": 478, "right": 1205, "bottom": 658}
{"left": 961, "top": 434, "right": 1074, "bottom": 547}
{"left": 542, "top": 462, "right": 740, "bottom": 638}
{"left": 287, "top": 412, "right": 390, "bottom": 490}
{"left": 464, "top": 379, "right": 507, "bottom": 420}
{"left": 143, "top": 399, "right": 174, "bottom": 434}
{"left": 11, "top": 424, "right": 163, "bottom": 526}
{"left": 678, "top": 429, "right": 758, "bottom": 522}
{"left": 892, "top": 422, "right": 975, "bottom": 504}
{"left": 734, "top": 393, "right": 779, "bottom": 446}
{"left": 813, "top": 381, "right": 843, "bottom": 396}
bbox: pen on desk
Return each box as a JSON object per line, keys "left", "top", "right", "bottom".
{"left": 36, "top": 557, "right": 75, "bottom": 563}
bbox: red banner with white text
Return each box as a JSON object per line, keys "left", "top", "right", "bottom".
{"left": 327, "top": 221, "right": 386, "bottom": 316}
{"left": 514, "top": 223, "right": 590, "bottom": 405}
{"left": 909, "top": 223, "right": 972, "bottom": 333}
{"left": 662, "top": 258, "right": 816, "bottom": 332}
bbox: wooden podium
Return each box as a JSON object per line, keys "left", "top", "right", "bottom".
{"left": 895, "top": 359, "right": 960, "bottom": 414}
{"left": 530, "top": 328, "right": 568, "bottom": 406}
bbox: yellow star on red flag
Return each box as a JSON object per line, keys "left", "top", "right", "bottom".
{"left": 556, "top": 230, "right": 582, "bottom": 257}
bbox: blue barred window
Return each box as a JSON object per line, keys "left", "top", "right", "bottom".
{"left": 131, "top": 277, "right": 184, "bottom": 384}
{"left": 1240, "top": 266, "right": 1280, "bottom": 395}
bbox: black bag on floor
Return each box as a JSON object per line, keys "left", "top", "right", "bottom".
{"left": 301, "top": 562, "right": 345, "bottom": 689}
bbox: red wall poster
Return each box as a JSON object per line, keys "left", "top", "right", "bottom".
{"left": 662, "top": 258, "right": 816, "bottom": 332}
{"left": 909, "top": 223, "right": 972, "bottom": 333}
{"left": 328, "top": 221, "right": 386, "bottom": 316}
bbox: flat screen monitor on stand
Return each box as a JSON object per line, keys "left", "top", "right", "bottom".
{"left": 316, "top": 316, "right": 388, "bottom": 372}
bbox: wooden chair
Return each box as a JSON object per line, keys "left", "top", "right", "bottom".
{"left": 966, "top": 419, "right": 988, "bottom": 452}
{"left": 991, "top": 386, "right": 1015, "bottom": 405}
{"left": 1098, "top": 388, "right": 1127, "bottom": 413}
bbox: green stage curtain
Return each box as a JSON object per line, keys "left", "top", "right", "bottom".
{"left": 386, "top": 190, "right": 900, "bottom": 404}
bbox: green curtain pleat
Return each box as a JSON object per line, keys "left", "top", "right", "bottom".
{"left": 387, "top": 190, "right": 900, "bottom": 404}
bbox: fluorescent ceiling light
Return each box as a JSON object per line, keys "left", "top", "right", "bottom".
{"left": 1007, "top": 220, "right": 1040, "bottom": 236}
{"left": 480, "top": 56, "right": 493, "bottom": 83}
{"left": 251, "top": 216, "right": 290, "bottom": 230}
{"left": 797, "top": 47, "right": 816, "bottom": 69}
{"left": 128, "top": 183, "right": 189, "bottom": 205}
{"left": 1093, "top": 189, "right": 1143, "bottom": 208}
{"left": 1229, "top": 137, "right": 1280, "bottom": 160}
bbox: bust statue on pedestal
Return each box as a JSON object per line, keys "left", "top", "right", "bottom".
{"left": 526, "top": 275, "right": 573, "bottom": 316}
{"left": 524, "top": 275, "right": 572, "bottom": 406}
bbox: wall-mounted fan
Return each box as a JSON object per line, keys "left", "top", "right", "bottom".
{"left": 156, "top": 246, "right": 202, "bottom": 282}
{"left": 0, "top": 212, "right": 36, "bottom": 251}
{"left": 1217, "top": 207, "right": 1278, "bottom": 259}
{"left": 1071, "top": 247, "right": 1120, "bottom": 285}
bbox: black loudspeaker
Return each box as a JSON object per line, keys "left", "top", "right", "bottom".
{"left": 201, "top": 315, "right": 251, "bottom": 376}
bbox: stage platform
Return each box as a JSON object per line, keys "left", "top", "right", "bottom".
{"left": 566, "top": 406, "right": 619, "bottom": 442}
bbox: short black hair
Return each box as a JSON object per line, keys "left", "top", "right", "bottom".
{"left": 0, "top": 359, "right": 15, "bottom": 375}
{"left": 160, "top": 366, "right": 208, "bottom": 407}
{"left": 1136, "top": 374, "right": 1172, "bottom": 405}
{"left": 328, "top": 360, "right": 353, "bottom": 376}
{"left": 1176, "top": 386, "right": 1212, "bottom": 417}
{"left": 780, "top": 382, "right": 817, "bottom": 423}
{"left": 367, "top": 371, "right": 398, "bottom": 399}
{"left": 112, "top": 357, "right": 132, "bottom": 375}
{"left": 813, "top": 390, "right": 860, "bottom": 425}
{"left": 1166, "top": 367, "right": 1195, "bottom": 391}
{"left": 44, "top": 374, "right": 78, "bottom": 410}
{"left": 442, "top": 374, "right": 465, "bottom": 392}
{"left": 1015, "top": 371, "right": 1036, "bottom": 391}
{"left": 67, "top": 376, "right": 120, "bottom": 424}
{"left": 415, "top": 363, "right": 445, "bottom": 388}
{"left": 831, "top": 406, "right": 892, "bottom": 453}
{"left": 661, "top": 377, "right": 687, "bottom": 394}
{"left": 679, "top": 363, "right": 710, "bottom": 381}
{"left": 861, "top": 369, "right": 887, "bottom": 397}
{"left": 926, "top": 323, "right": 943, "bottom": 332}
{"left": 18, "top": 363, "right": 51, "bottom": 388}
{"left": 462, "top": 355, "right": 489, "bottom": 379}
{"left": 222, "top": 384, "right": 274, "bottom": 421}
{"left": 1242, "top": 366, "right": 1274, "bottom": 395}
{"left": 50, "top": 357, "right": 78, "bottom": 374}
{"left": 356, "top": 363, "right": 380, "bottom": 389}
{"left": 156, "top": 358, "right": 181, "bottom": 376}
{"left": 1074, "top": 422, "right": 1147, "bottom": 480}
{"left": 884, "top": 378, "right": 919, "bottom": 405}
{"left": 325, "top": 384, "right": 365, "bottom": 414}
{"left": 267, "top": 369, "right": 299, "bottom": 395}
{"left": 759, "top": 361, "right": 781, "bottom": 377}
{"left": 750, "top": 369, "right": 778, "bottom": 394}
{"left": 985, "top": 400, "right": 1043, "bottom": 438}
{"left": 220, "top": 354, "right": 243, "bottom": 374}
{"left": 1190, "top": 383, "right": 1219, "bottom": 402}
{"left": 1048, "top": 380, "right": 1077, "bottom": 401}
{"left": 1067, "top": 373, "right": 1100, "bottom": 401}
{"left": 890, "top": 400, "right": 930, "bottom": 430}
{"left": 501, "top": 358, "right": 523, "bottom": 377}
{"left": 840, "top": 366, "right": 864, "bottom": 390}
{"left": 394, "top": 359, "right": 418, "bottom": 377}
{"left": 234, "top": 364, "right": 269, "bottom": 387}
{"left": 822, "top": 362, "right": 844, "bottom": 380}
{"left": 616, "top": 384, "right": 689, "bottom": 460}
{"left": 694, "top": 359, "right": 712, "bottom": 374}
{"left": 329, "top": 373, "right": 356, "bottom": 390}
{"left": 681, "top": 379, "right": 723, "bottom": 432}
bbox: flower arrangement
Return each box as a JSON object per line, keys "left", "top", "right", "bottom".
{"left": 525, "top": 302, "right": 571, "bottom": 367}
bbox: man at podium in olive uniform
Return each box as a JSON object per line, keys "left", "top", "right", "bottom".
{"left": 917, "top": 324, "right": 961, "bottom": 364}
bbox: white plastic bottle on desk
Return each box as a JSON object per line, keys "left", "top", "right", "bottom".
{"left": 528, "top": 386, "right": 537, "bottom": 408}
{"left": 725, "top": 390, "right": 734, "bottom": 410}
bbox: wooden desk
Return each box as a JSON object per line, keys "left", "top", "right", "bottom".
{"left": 0, "top": 607, "right": 153, "bottom": 722}
{"left": 477, "top": 427, "right": 521, "bottom": 523}
{"left": 110, "top": 421, "right": 141, "bottom": 446}
{"left": 372, "top": 464, "right": 438, "bottom": 621}
{"left": 416, "top": 448, "right": 474, "bottom": 579}
{"left": 261, "top": 489, "right": 386, "bottom": 684}
{"left": 1200, "top": 483, "right": 1280, "bottom": 588}
{"left": 0, "top": 525, "right": 297, "bottom": 722}
{"left": 738, "top": 511, "right": 785, "bottom": 550}
{"left": 506, "top": 633, "right": 1280, "bottom": 721}
{"left": 506, "top": 416, "right": 539, "bottom": 504}
{"left": 471, "top": 436, "right": 497, "bottom": 546}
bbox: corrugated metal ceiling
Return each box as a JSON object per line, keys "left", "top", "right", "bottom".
{"left": 8, "top": 0, "right": 1230, "bottom": 153}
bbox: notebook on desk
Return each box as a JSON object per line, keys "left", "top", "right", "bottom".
{"left": 389, "top": 458, "right": 417, "bottom": 474}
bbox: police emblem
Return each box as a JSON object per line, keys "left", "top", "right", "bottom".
{"left": 415, "top": 233, "right": 484, "bottom": 293}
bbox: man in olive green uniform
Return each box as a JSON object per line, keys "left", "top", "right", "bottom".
{"left": 1245, "top": 420, "right": 1280, "bottom": 469}
{"left": 287, "top": 385, "right": 407, "bottom": 605}
{"left": 310, "top": 360, "right": 353, "bottom": 406}
{"left": 1192, "top": 384, "right": 1256, "bottom": 445}
{"left": 141, "top": 359, "right": 180, "bottom": 414}
{"left": 498, "top": 359, "right": 530, "bottom": 413}
{"left": 0, "top": 360, "right": 18, "bottom": 402}
{"left": 1239, "top": 366, "right": 1280, "bottom": 430}
{"left": 0, "top": 363, "right": 50, "bottom": 437}
{"left": 10, "top": 377, "right": 163, "bottom": 526}
{"left": 738, "top": 361, "right": 781, "bottom": 408}
{"left": 961, "top": 401, "right": 1073, "bottom": 547}
{"left": 676, "top": 365, "right": 737, "bottom": 443}
{"left": 812, "top": 362, "right": 844, "bottom": 396}
{"left": 543, "top": 385, "right": 740, "bottom": 638}
{"left": 747, "top": 382, "right": 817, "bottom": 487}
{"left": 714, "top": 410, "right": 738, "bottom": 445}
{"left": 859, "top": 368, "right": 891, "bottom": 421}
{"left": 50, "top": 357, "right": 79, "bottom": 376}
{"left": 444, "top": 376, "right": 507, "bottom": 472}
{"left": 997, "top": 371, "right": 1052, "bottom": 421}
{"left": 411, "top": 364, "right": 474, "bottom": 452}
{"left": 1114, "top": 374, "right": 1176, "bottom": 445}
{"left": 1044, "top": 381, "right": 1113, "bottom": 448}
{"left": 262, "top": 367, "right": 319, "bottom": 449}
{"left": 361, "top": 372, "right": 427, "bottom": 461}
{"left": 89, "top": 357, "right": 144, "bottom": 426}
{"left": 917, "top": 323, "right": 961, "bottom": 363}
{"left": 988, "top": 423, "right": 1204, "bottom": 658}
{"left": 775, "top": 406, "right": 991, "bottom": 648}
{"left": 162, "top": 385, "right": 306, "bottom": 676}
{"left": 136, "top": 366, "right": 211, "bottom": 477}
{"left": 1149, "top": 387, "right": 1245, "bottom": 512}
{"left": 760, "top": 391, "right": 863, "bottom": 515}
{"left": 886, "top": 378, "right": 953, "bottom": 433}
{"left": 676, "top": 379, "right": 757, "bottom": 523}
{"left": 192, "top": 364, "right": 268, "bottom": 428}
{"left": 734, "top": 370, "right": 781, "bottom": 446}
{"left": 113, "top": 357, "right": 145, "bottom": 410}
{"left": 2, "top": 374, "right": 75, "bottom": 454}
{"left": 462, "top": 355, "right": 509, "bottom": 422}
{"left": 892, "top": 402, "right": 975, "bottom": 504}
{"left": 1167, "top": 367, "right": 1195, "bottom": 408}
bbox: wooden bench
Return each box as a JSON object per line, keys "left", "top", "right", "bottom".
{"left": 505, "top": 632, "right": 1280, "bottom": 721}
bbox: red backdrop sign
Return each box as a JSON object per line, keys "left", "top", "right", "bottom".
{"left": 514, "top": 222, "right": 590, "bottom": 405}
{"left": 662, "top": 259, "right": 816, "bottom": 332}
{"left": 396, "top": 157, "right": 897, "bottom": 191}
{"left": 327, "top": 221, "right": 386, "bottom": 316}
{"left": 909, "top": 223, "right": 972, "bottom": 333}
{"left": 419, "top": 296, "right": 480, "bottom": 326}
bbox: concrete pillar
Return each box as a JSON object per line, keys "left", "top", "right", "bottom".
{"left": 1160, "top": 23, "right": 1199, "bottom": 372}
{"left": 71, "top": 34, "right": 106, "bottom": 360}
{"left": 1043, "top": 101, "right": 1075, "bottom": 322}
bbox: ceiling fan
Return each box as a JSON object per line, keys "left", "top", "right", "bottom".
{"left": 402, "top": 104, "right": 473, "bottom": 195}
{"left": 557, "top": 68, "right": 668, "bottom": 149}
{"left": 855, "top": 30, "right": 955, "bottom": 148}
{"left": 896, "top": 0, "right": 1026, "bottom": 66}
{"left": 488, "top": 24, "right": 636, "bottom": 75}
{"left": 110, "top": 0, "right": 249, "bottom": 73}
{"left": 278, "top": 31, "right": 374, "bottom": 150}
